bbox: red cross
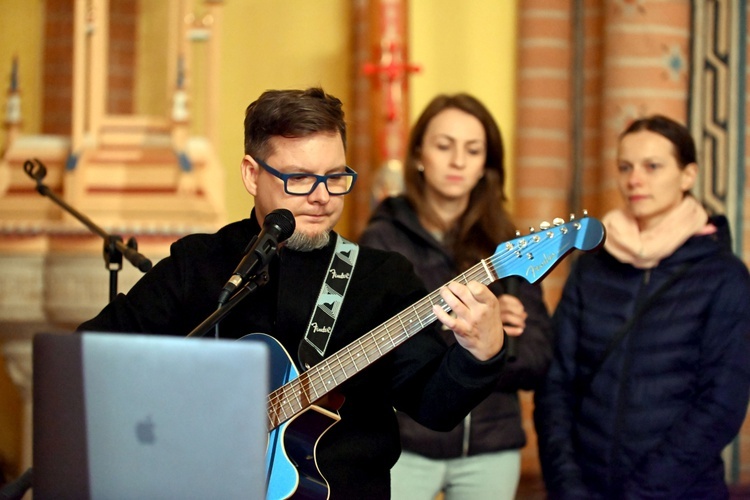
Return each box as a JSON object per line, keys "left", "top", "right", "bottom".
{"left": 363, "top": 40, "right": 421, "bottom": 122}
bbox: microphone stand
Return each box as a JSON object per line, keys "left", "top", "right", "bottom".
{"left": 23, "top": 158, "right": 152, "bottom": 302}
{"left": 10, "top": 159, "right": 153, "bottom": 500}
{"left": 186, "top": 269, "right": 270, "bottom": 338}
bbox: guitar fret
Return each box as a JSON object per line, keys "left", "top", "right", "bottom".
{"left": 278, "top": 386, "right": 291, "bottom": 417}
{"left": 312, "top": 369, "right": 325, "bottom": 400}
{"left": 360, "top": 338, "right": 371, "bottom": 363}
{"left": 417, "top": 307, "right": 428, "bottom": 331}
{"left": 378, "top": 325, "right": 388, "bottom": 351}
{"left": 430, "top": 293, "right": 449, "bottom": 314}
{"left": 479, "top": 259, "right": 495, "bottom": 283}
{"left": 297, "top": 374, "right": 317, "bottom": 406}
{"left": 367, "top": 333, "right": 382, "bottom": 359}
{"left": 346, "top": 345, "right": 361, "bottom": 372}
{"left": 384, "top": 321, "right": 397, "bottom": 349}
{"left": 396, "top": 314, "right": 408, "bottom": 338}
{"left": 403, "top": 311, "right": 417, "bottom": 335}
{"left": 268, "top": 395, "right": 282, "bottom": 428}
{"left": 373, "top": 331, "right": 384, "bottom": 355}
{"left": 275, "top": 409, "right": 285, "bottom": 429}
{"left": 335, "top": 353, "right": 349, "bottom": 379}
{"left": 290, "top": 380, "right": 305, "bottom": 409}
{"left": 324, "top": 360, "right": 338, "bottom": 387}
{"left": 281, "top": 384, "right": 297, "bottom": 418}
{"left": 412, "top": 304, "right": 425, "bottom": 328}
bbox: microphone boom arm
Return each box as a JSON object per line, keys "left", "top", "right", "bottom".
{"left": 23, "top": 158, "right": 152, "bottom": 301}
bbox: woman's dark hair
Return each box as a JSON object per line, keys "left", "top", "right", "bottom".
{"left": 404, "top": 93, "right": 516, "bottom": 271}
{"left": 244, "top": 87, "right": 347, "bottom": 159}
{"left": 620, "top": 114, "right": 696, "bottom": 168}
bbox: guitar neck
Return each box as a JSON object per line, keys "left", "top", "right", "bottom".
{"left": 266, "top": 215, "right": 606, "bottom": 430}
{"left": 267, "top": 258, "right": 499, "bottom": 430}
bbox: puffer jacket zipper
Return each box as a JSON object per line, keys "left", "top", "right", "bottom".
{"left": 607, "top": 269, "right": 650, "bottom": 491}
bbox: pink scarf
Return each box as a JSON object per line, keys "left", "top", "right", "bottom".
{"left": 602, "top": 196, "right": 713, "bottom": 269}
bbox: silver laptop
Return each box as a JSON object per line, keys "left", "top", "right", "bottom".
{"left": 33, "top": 332, "right": 269, "bottom": 499}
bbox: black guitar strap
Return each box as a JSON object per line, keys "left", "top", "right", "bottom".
{"left": 298, "top": 234, "right": 359, "bottom": 370}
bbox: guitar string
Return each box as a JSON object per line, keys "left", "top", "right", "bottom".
{"left": 266, "top": 230, "right": 561, "bottom": 427}
{"left": 267, "top": 223, "right": 586, "bottom": 427}
{"left": 266, "top": 259, "right": 493, "bottom": 426}
{"left": 267, "top": 244, "right": 522, "bottom": 427}
{"left": 265, "top": 263, "right": 488, "bottom": 428}
{"left": 267, "top": 229, "right": 562, "bottom": 427}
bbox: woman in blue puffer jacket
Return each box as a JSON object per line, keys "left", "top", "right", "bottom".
{"left": 534, "top": 114, "right": 750, "bottom": 499}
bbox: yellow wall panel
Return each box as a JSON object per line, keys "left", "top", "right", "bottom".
{"left": 409, "top": 0, "right": 518, "bottom": 208}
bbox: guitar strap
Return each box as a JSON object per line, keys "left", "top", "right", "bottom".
{"left": 298, "top": 234, "right": 359, "bottom": 370}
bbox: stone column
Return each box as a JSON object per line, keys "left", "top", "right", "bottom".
{"left": 514, "top": 1, "right": 574, "bottom": 309}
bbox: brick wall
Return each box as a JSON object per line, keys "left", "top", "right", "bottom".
{"left": 515, "top": 0, "right": 750, "bottom": 492}
{"left": 107, "top": 0, "right": 137, "bottom": 115}
{"left": 41, "top": 0, "right": 74, "bottom": 135}
{"left": 41, "top": 0, "right": 136, "bottom": 135}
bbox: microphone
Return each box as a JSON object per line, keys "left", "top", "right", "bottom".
{"left": 504, "top": 277, "right": 520, "bottom": 362}
{"left": 217, "top": 209, "right": 295, "bottom": 305}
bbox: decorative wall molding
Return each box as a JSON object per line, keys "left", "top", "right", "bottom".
{"left": 689, "top": 0, "right": 746, "bottom": 256}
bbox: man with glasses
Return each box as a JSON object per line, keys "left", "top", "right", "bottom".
{"left": 79, "top": 87, "right": 507, "bottom": 498}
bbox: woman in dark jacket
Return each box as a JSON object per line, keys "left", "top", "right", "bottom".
{"left": 360, "top": 93, "right": 552, "bottom": 499}
{"left": 534, "top": 115, "right": 750, "bottom": 499}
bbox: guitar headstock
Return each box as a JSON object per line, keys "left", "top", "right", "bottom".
{"left": 491, "top": 213, "right": 605, "bottom": 284}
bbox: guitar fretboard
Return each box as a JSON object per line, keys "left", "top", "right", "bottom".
{"left": 266, "top": 251, "right": 503, "bottom": 430}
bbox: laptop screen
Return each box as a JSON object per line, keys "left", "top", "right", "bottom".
{"left": 33, "top": 332, "right": 268, "bottom": 499}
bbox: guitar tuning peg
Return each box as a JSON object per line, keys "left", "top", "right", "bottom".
{"left": 582, "top": 208, "right": 589, "bottom": 217}
{"left": 515, "top": 229, "right": 521, "bottom": 237}
{"left": 539, "top": 221, "right": 551, "bottom": 230}
{"left": 569, "top": 213, "right": 576, "bottom": 221}
{"left": 552, "top": 217, "right": 565, "bottom": 226}
{"left": 528, "top": 227, "right": 536, "bottom": 233}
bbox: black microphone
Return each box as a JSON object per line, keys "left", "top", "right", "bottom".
{"left": 504, "top": 277, "right": 520, "bottom": 362}
{"left": 217, "top": 209, "right": 295, "bottom": 305}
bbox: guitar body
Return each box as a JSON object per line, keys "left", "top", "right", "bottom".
{"left": 241, "top": 333, "right": 340, "bottom": 500}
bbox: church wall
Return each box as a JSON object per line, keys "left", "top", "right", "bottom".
{"left": 1, "top": 1, "right": 517, "bottom": 235}
{"left": 216, "top": 1, "right": 353, "bottom": 225}
{"left": 134, "top": 1, "right": 170, "bottom": 117}
{"left": 0, "top": 0, "right": 43, "bottom": 483}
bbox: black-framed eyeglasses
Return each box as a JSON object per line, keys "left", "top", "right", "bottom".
{"left": 254, "top": 157, "right": 357, "bottom": 196}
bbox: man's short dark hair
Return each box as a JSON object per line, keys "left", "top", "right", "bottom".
{"left": 243, "top": 87, "right": 347, "bottom": 159}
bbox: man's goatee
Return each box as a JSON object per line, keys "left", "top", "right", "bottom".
{"left": 285, "top": 230, "right": 330, "bottom": 251}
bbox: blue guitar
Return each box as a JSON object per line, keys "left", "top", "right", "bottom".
{"left": 244, "top": 214, "right": 605, "bottom": 499}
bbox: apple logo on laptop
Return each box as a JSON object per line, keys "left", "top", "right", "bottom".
{"left": 135, "top": 416, "right": 156, "bottom": 444}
